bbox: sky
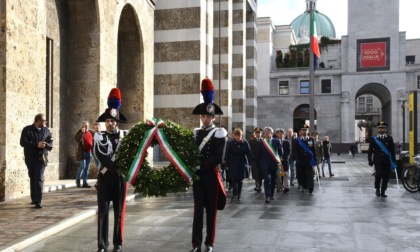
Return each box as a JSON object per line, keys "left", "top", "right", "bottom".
{"left": 257, "top": 0, "right": 420, "bottom": 39}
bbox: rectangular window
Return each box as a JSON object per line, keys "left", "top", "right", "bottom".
{"left": 321, "top": 79, "right": 331, "bottom": 93}
{"left": 366, "top": 96, "right": 373, "bottom": 112}
{"left": 46, "top": 38, "right": 53, "bottom": 127}
{"left": 300, "top": 80, "right": 310, "bottom": 94}
{"left": 406, "top": 55, "right": 415, "bottom": 64}
{"left": 278, "top": 81, "right": 289, "bottom": 95}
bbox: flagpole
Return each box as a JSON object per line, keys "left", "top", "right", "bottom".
{"left": 309, "top": 0, "right": 315, "bottom": 132}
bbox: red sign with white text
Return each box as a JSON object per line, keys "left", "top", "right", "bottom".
{"left": 360, "top": 42, "right": 387, "bottom": 68}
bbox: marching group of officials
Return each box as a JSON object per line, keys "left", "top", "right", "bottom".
{"left": 19, "top": 76, "right": 396, "bottom": 252}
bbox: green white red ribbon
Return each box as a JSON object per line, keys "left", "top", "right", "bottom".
{"left": 262, "top": 139, "right": 282, "bottom": 175}
{"left": 126, "top": 118, "right": 193, "bottom": 185}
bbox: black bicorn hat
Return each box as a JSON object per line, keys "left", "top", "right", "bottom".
{"left": 96, "top": 88, "right": 128, "bottom": 123}
{"left": 301, "top": 124, "right": 310, "bottom": 130}
{"left": 254, "top": 127, "right": 263, "bottom": 132}
{"left": 192, "top": 78, "right": 223, "bottom": 115}
{"left": 377, "top": 121, "right": 388, "bottom": 128}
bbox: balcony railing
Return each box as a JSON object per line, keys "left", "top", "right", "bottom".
{"left": 355, "top": 107, "right": 380, "bottom": 114}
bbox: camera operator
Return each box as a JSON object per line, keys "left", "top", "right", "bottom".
{"left": 20, "top": 113, "right": 53, "bottom": 209}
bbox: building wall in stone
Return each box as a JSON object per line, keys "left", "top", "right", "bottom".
{"left": 0, "top": 1, "right": 7, "bottom": 200}
{"left": 1, "top": 0, "right": 155, "bottom": 201}
{"left": 213, "top": 0, "right": 232, "bottom": 131}
{"left": 231, "top": 0, "right": 246, "bottom": 133}
{"left": 346, "top": 0, "right": 401, "bottom": 72}
{"left": 245, "top": 1, "right": 257, "bottom": 136}
{"left": 154, "top": 0, "right": 210, "bottom": 128}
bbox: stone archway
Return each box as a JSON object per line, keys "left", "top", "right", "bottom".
{"left": 62, "top": 0, "right": 100, "bottom": 176}
{"left": 117, "top": 4, "right": 144, "bottom": 128}
{"left": 355, "top": 83, "right": 392, "bottom": 139}
{"left": 293, "top": 104, "right": 317, "bottom": 133}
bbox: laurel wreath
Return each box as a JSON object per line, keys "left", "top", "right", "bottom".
{"left": 115, "top": 120, "right": 199, "bottom": 197}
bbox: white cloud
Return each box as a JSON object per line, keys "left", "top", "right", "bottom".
{"left": 257, "top": 0, "right": 419, "bottom": 39}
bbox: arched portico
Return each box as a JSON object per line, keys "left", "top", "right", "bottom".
{"left": 117, "top": 4, "right": 144, "bottom": 128}
{"left": 356, "top": 82, "right": 392, "bottom": 132}
{"left": 293, "top": 104, "right": 317, "bottom": 133}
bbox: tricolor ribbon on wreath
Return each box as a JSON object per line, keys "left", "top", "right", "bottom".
{"left": 126, "top": 118, "right": 193, "bottom": 185}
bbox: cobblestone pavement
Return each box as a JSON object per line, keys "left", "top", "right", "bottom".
{"left": 2, "top": 154, "right": 420, "bottom": 252}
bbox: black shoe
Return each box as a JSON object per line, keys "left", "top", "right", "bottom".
{"left": 308, "top": 189, "right": 313, "bottom": 194}
{"left": 255, "top": 187, "right": 262, "bottom": 193}
{"left": 270, "top": 196, "right": 274, "bottom": 200}
{"left": 254, "top": 187, "right": 258, "bottom": 192}
{"left": 82, "top": 183, "right": 92, "bottom": 188}
{"left": 330, "top": 174, "right": 335, "bottom": 177}
{"left": 112, "top": 245, "right": 122, "bottom": 252}
{"left": 265, "top": 197, "right": 270, "bottom": 203}
{"left": 189, "top": 246, "right": 201, "bottom": 252}
{"left": 290, "top": 182, "right": 294, "bottom": 186}
{"left": 237, "top": 196, "right": 241, "bottom": 201}
{"left": 30, "top": 201, "right": 36, "bottom": 205}
{"left": 97, "top": 249, "right": 107, "bottom": 252}
{"left": 283, "top": 188, "right": 289, "bottom": 193}
{"left": 34, "top": 203, "right": 42, "bottom": 209}
{"left": 76, "top": 179, "right": 81, "bottom": 188}
{"left": 375, "top": 189, "right": 380, "bottom": 197}
{"left": 231, "top": 196, "right": 236, "bottom": 201}
{"left": 206, "top": 245, "right": 213, "bottom": 252}
{"left": 380, "top": 193, "right": 387, "bottom": 198}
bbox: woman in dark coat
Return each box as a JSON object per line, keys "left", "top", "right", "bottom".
{"left": 225, "top": 128, "right": 252, "bottom": 201}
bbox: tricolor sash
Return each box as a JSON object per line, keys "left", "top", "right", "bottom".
{"left": 373, "top": 136, "right": 397, "bottom": 171}
{"left": 262, "top": 139, "right": 282, "bottom": 174}
{"left": 297, "top": 138, "right": 317, "bottom": 166}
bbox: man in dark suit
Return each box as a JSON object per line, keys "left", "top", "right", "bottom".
{"left": 258, "top": 127, "right": 282, "bottom": 203}
{"left": 293, "top": 124, "right": 317, "bottom": 194}
{"left": 275, "top": 128, "right": 290, "bottom": 193}
{"left": 368, "top": 121, "right": 396, "bottom": 198}
{"left": 20, "top": 113, "right": 53, "bottom": 209}
{"left": 249, "top": 127, "right": 263, "bottom": 192}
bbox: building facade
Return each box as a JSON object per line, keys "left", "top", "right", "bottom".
{"left": 257, "top": 0, "right": 420, "bottom": 150}
{"left": 0, "top": 0, "right": 155, "bottom": 201}
{"left": 0, "top": 0, "right": 257, "bottom": 202}
{"left": 153, "top": 0, "right": 257, "bottom": 135}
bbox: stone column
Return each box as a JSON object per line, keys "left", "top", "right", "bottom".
{"left": 231, "top": 0, "right": 246, "bottom": 133}
{"left": 245, "top": 1, "right": 257, "bottom": 137}
{"left": 154, "top": 0, "right": 210, "bottom": 127}
{"left": 341, "top": 91, "right": 350, "bottom": 143}
{"left": 213, "top": 0, "right": 232, "bottom": 130}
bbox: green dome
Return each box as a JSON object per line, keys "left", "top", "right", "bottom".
{"left": 290, "top": 10, "right": 336, "bottom": 43}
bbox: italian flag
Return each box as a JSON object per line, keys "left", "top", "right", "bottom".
{"left": 311, "top": 9, "right": 321, "bottom": 68}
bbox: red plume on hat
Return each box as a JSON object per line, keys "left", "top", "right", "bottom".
{"left": 107, "top": 88, "right": 122, "bottom": 109}
{"left": 201, "top": 78, "right": 214, "bottom": 104}
{"left": 96, "top": 87, "right": 127, "bottom": 123}
{"left": 192, "top": 77, "right": 223, "bottom": 115}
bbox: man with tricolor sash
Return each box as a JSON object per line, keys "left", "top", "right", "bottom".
{"left": 292, "top": 124, "right": 317, "bottom": 194}
{"left": 93, "top": 88, "right": 128, "bottom": 252}
{"left": 190, "top": 78, "right": 227, "bottom": 252}
{"left": 258, "top": 127, "right": 283, "bottom": 203}
{"left": 368, "top": 121, "right": 396, "bottom": 198}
